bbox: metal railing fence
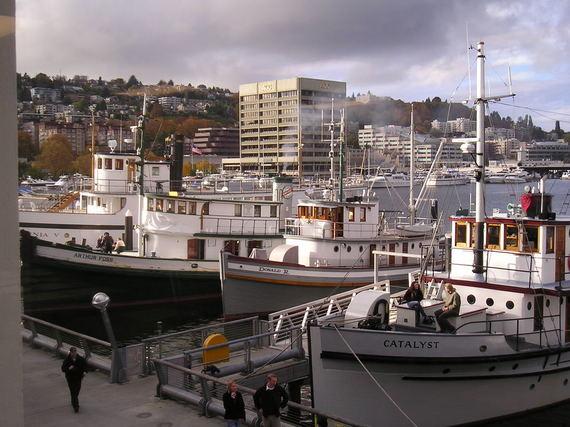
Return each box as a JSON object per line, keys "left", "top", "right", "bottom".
{"left": 141, "top": 316, "right": 259, "bottom": 375}
{"left": 153, "top": 358, "right": 366, "bottom": 427}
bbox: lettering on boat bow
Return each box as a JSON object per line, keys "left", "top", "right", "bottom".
{"left": 383, "top": 339, "right": 440, "bottom": 349}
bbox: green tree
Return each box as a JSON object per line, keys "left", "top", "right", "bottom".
{"left": 95, "top": 100, "right": 107, "bottom": 111}
{"left": 32, "top": 72, "right": 53, "bottom": 88}
{"left": 167, "top": 79, "right": 174, "bottom": 86}
{"left": 33, "top": 134, "right": 75, "bottom": 176}
{"left": 72, "top": 152, "right": 93, "bottom": 176}
{"left": 126, "top": 75, "right": 140, "bottom": 88}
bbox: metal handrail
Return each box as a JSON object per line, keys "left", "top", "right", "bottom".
{"left": 153, "top": 358, "right": 365, "bottom": 427}
{"left": 22, "top": 314, "right": 111, "bottom": 347}
{"left": 454, "top": 314, "right": 562, "bottom": 351}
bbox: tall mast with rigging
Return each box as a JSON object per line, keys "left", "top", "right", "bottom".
{"left": 409, "top": 104, "right": 416, "bottom": 224}
{"left": 472, "top": 41, "right": 486, "bottom": 274}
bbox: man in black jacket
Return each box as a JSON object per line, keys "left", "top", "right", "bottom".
{"left": 61, "top": 347, "right": 87, "bottom": 412}
{"left": 253, "top": 373, "right": 288, "bottom": 427}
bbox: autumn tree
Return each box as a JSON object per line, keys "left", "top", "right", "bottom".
{"left": 33, "top": 134, "right": 75, "bottom": 176}
{"left": 177, "top": 117, "right": 218, "bottom": 138}
{"left": 18, "top": 131, "right": 37, "bottom": 160}
{"left": 72, "top": 152, "right": 93, "bottom": 176}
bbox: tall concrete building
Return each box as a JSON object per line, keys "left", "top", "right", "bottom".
{"left": 190, "top": 127, "right": 239, "bottom": 157}
{"left": 223, "top": 77, "right": 346, "bottom": 177}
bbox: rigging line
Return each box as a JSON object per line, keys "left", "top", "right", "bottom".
{"left": 492, "top": 101, "right": 570, "bottom": 118}
{"left": 332, "top": 324, "right": 418, "bottom": 427}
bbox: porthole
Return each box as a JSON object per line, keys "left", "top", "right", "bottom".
{"left": 346, "top": 246, "right": 352, "bottom": 253}
{"left": 479, "top": 345, "right": 487, "bottom": 352}
{"left": 564, "top": 379, "right": 568, "bottom": 386}
{"left": 489, "top": 366, "right": 495, "bottom": 372}
{"left": 512, "top": 363, "right": 519, "bottom": 370}
{"left": 359, "top": 246, "right": 364, "bottom": 253}
{"left": 191, "top": 263, "right": 198, "bottom": 268}
{"left": 333, "top": 246, "right": 339, "bottom": 253}
{"left": 529, "top": 384, "right": 535, "bottom": 390}
{"left": 442, "top": 368, "right": 450, "bottom": 374}
{"left": 467, "top": 295, "right": 476, "bottom": 305}
{"left": 546, "top": 299, "right": 551, "bottom": 308}
{"left": 506, "top": 301, "right": 514, "bottom": 310}
{"left": 486, "top": 298, "right": 494, "bottom": 307}
{"left": 527, "top": 302, "right": 532, "bottom": 311}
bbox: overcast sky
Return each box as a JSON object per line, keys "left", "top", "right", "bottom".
{"left": 16, "top": 0, "right": 570, "bottom": 129}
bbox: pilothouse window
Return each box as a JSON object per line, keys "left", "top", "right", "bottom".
{"left": 522, "top": 226, "right": 539, "bottom": 253}
{"left": 486, "top": 224, "right": 501, "bottom": 250}
{"left": 505, "top": 225, "right": 519, "bottom": 251}
{"left": 455, "top": 222, "right": 468, "bottom": 247}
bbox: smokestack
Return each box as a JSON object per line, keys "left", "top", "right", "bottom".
{"left": 170, "top": 133, "right": 184, "bottom": 191}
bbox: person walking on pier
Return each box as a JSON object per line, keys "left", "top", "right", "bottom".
{"left": 61, "top": 347, "right": 87, "bottom": 412}
{"left": 223, "top": 380, "right": 245, "bottom": 427}
{"left": 254, "top": 373, "right": 289, "bottom": 427}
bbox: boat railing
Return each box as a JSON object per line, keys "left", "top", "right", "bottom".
{"left": 267, "top": 281, "right": 391, "bottom": 341}
{"left": 283, "top": 218, "right": 378, "bottom": 239}
{"left": 455, "top": 314, "right": 562, "bottom": 351}
{"left": 448, "top": 249, "right": 540, "bottom": 287}
{"left": 140, "top": 316, "right": 260, "bottom": 376}
{"left": 201, "top": 216, "right": 281, "bottom": 236}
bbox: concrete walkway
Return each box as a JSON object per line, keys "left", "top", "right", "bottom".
{"left": 23, "top": 345, "right": 224, "bottom": 427}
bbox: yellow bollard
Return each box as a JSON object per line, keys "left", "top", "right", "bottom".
{"left": 202, "top": 333, "right": 229, "bottom": 364}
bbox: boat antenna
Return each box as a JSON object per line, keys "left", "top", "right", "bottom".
{"left": 328, "top": 98, "right": 335, "bottom": 201}
{"left": 466, "top": 23, "right": 473, "bottom": 101}
{"left": 409, "top": 103, "right": 416, "bottom": 224}
{"left": 339, "top": 108, "right": 345, "bottom": 203}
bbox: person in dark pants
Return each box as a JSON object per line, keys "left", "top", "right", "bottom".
{"left": 223, "top": 380, "right": 246, "bottom": 427}
{"left": 435, "top": 283, "right": 461, "bottom": 333}
{"left": 61, "top": 347, "right": 87, "bottom": 412}
{"left": 254, "top": 373, "right": 288, "bottom": 427}
{"left": 399, "top": 281, "right": 429, "bottom": 324}
{"left": 101, "top": 232, "right": 114, "bottom": 254}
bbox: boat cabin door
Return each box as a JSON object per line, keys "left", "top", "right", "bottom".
{"left": 555, "top": 226, "right": 566, "bottom": 282}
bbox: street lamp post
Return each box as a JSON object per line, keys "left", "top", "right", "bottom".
{"left": 91, "top": 292, "right": 125, "bottom": 383}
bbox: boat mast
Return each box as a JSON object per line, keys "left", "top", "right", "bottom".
{"left": 409, "top": 104, "right": 416, "bottom": 224}
{"left": 339, "top": 108, "right": 345, "bottom": 202}
{"left": 473, "top": 41, "right": 486, "bottom": 274}
{"left": 329, "top": 98, "right": 335, "bottom": 201}
{"left": 137, "top": 94, "right": 147, "bottom": 256}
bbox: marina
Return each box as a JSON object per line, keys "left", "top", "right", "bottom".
{"left": 5, "top": 1, "right": 570, "bottom": 425}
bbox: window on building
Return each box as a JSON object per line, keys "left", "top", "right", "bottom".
{"left": 97, "top": 158, "right": 102, "bottom": 169}
{"left": 152, "top": 166, "right": 160, "bottom": 176}
{"left": 177, "top": 201, "right": 187, "bottom": 214}
{"left": 270, "top": 205, "right": 278, "bottom": 218}
{"left": 360, "top": 207, "right": 367, "bottom": 222}
{"left": 348, "top": 207, "right": 355, "bottom": 222}
{"left": 201, "top": 202, "right": 209, "bottom": 216}
{"left": 546, "top": 226, "right": 554, "bottom": 254}
{"left": 254, "top": 205, "right": 261, "bottom": 217}
{"left": 522, "top": 225, "right": 539, "bottom": 253}
{"left": 155, "top": 199, "right": 163, "bottom": 212}
{"left": 235, "top": 204, "right": 242, "bottom": 217}
{"left": 115, "top": 159, "right": 124, "bottom": 170}
{"left": 188, "top": 201, "right": 197, "bottom": 215}
{"left": 166, "top": 200, "right": 175, "bottom": 213}
{"left": 104, "top": 158, "right": 112, "bottom": 169}
{"left": 455, "top": 222, "right": 468, "bottom": 247}
{"left": 486, "top": 224, "right": 501, "bottom": 249}
{"left": 505, "top": 224, "right": 519, "bottom": 251}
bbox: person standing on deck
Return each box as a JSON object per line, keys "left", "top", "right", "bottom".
{"left": 254, "top": 373, "right": 289, "bottom": 427}
{"left": 223, "top": 380, "right": 246, "bottom": 426}
{"left": 101, "top": 232, "right": 114, "bottom": 254}
{"left": 435, "top": 283, "right": 461, "bottom": 333}
{"left": 61, "top": 347, "right": 87, "bottom": 412}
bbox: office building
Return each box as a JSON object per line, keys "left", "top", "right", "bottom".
{"left": 223, "top": 77, "right": 346, "bottom": 177}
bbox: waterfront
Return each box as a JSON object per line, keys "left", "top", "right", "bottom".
{"left": 21, "top": 180, "right": 570, "bottom": 342}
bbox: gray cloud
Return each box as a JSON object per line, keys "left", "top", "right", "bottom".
{"left": 16, "top": 0, "right": 570, "bottom": 129}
